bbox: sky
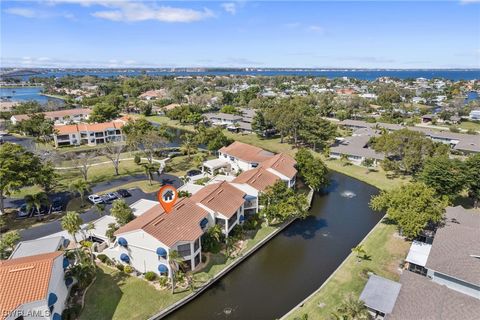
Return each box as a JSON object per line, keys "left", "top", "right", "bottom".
{"left": 1, "top": 1, "right": 479, "bottom": 69}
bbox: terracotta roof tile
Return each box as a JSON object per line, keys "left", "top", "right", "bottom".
{"left": 260, "top": 153, "right": 297, "bottom": 179}
{"left": 190, "top": 181, "right": 246, "bottom": 218}
{"left": 54, "top": 119, "right": 126, "bottom": 135}
{"left": 13, "top": 108, "right": 91, "bottom": 121}
{"left": 233, "top": 167, "right": 280, "bottom": 192}
{"left": 115, "top": 198, "right": 208, "bottom": 247}
{"left": 219, "top": 141, "right": 274, "bottom": 163}
{"left": 0, "top": 251, "right": 63, "bottom": 319}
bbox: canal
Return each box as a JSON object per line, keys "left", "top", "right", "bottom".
{"left": 165, "top": 171, "right": 383, "bottom": 320}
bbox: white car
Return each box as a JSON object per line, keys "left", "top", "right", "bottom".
{"left": 88, "top": 194, "right": 105, "bottom": 204}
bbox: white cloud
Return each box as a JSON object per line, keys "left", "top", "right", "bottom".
{"left": 307, "top": 25, "right": 325, "bottom": 34}
{"left": 4, "top": 7, "right": 37, "bottom": 18}
{"left": 221, "top": 3, "right": 237, "bottom": 15}
{"left": 1, "top": 56, "right": 174, "bottom": 68}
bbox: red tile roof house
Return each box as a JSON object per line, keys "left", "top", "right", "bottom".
{"left": 103, "top": 182, "right": 248, "bottom": 277}
{"left": 52, "top": 118, "right": 127, "bottom": 147}
{"left": 209, "top": 141, "right": 297, "bottom": 188}
{"left": 10, "top": 108, "right": 91, "bottom": 125}
{"left": 0, "top": 252, "right": 69, "bottom": 320}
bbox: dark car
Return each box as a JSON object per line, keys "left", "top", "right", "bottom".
{"left": 17, "top": 204, "right": 50, "bottom": 219}
{"left": 116, "top": 189, "right": 131, "bottom": 198}
{"left": 51, "top": 199, "right": 64, "bottom": 213}
{"left": 102, "top": 192, "right": 119, "bottom": 203}
{"left": 186, "top": 169, "right": 202, "bottom": 177}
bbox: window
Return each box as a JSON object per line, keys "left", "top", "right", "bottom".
{"left": 194, "top": 253, "right": 200, "bottom": 267}
{"left": 215, "top": 218, "right": 226, "bottom": 228}
{"left": 223, "top": 154, "right": 227, "bottom": 158}
{"left": 229, "top": 156, "right": 235, "bottom": 161}
{"left": 251, "top": 163, "right": 258, "bottom": 168}
{"left": 194, "top": 238, "right": 200, "bottom": 252}
{"left": 177, "top": 243, "right": 191, "bottom": 257}
{"left": 408, "top": 263, "right": 427, "bottom": 276}
{"left": 228, "top": 212, "right": 238, "bottom": 229}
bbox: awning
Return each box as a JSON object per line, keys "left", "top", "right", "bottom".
{"left": 48, "top": 293, "right": 58, "bottom": 306}
{"left": 158, "top": 264, "right": 168, "bottom": 274}
{"left": 53, "top": 313, "right": 62, "bottom": 320}
{"left": 200, "top": 218, "right": 209, "bottom": 228}
{"left": 239, "top": 215, "right": 245, "bottom": 222}
{"left": 118, "top": 237, "right": 128, "bottom": 247}
{"left": 120, "top": 253, "right": 130, "bottom": 263}
{"left": 65, "top": 277, "right": 74, "bottom": 287}
{"left": 405, "top": 240, "right": 432, "bottom": 267}
{"left": 63, "top": 257, "right": 70, "bottom": 269}
{"left": 156, "top": 247, "right": 167, "bottom": 258}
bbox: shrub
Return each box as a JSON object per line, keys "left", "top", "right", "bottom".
{"left": 116, "top": 263, "right": 124, "bottom": 272}
{"left": 62, "top": 303, "right": 82, "bottom": 320}
{"left": 145, "top": 271, "right": 157, "bottom": 281}
{"left": 158, "top": 276, "right": 169, "bottom": 287}
{"left": 124, "top": 265, "right": 134, "bottom": 274}
{"left": 97, "top": 254, "right": 108, "bottom": 263}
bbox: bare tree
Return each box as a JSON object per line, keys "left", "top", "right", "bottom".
{"left": 66, "top": 151, "right": 98, "bottom": 181}
{"left": 100, "top": 142, "right": 126, "bottom": 176}
{"left": 141, "top": 131, "right": 167, "bottom": 164}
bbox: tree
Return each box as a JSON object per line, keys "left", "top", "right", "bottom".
{"left": 372, "top": 129, "right": 446, "bottom": 175}
{"left": 61, "top": 211, "right": 83, "bottom": 258}
{"left": 331, "top": 294, "right": 371, "bottom": 320}
{"left": 260, "top": 181, "right": 309, "bottom": 225}
{"left": 68, "top": 179, "right": 92, "bottom": 207}
{"left": 251, "top": 110, "right": 273, "bottom": 136}
{"left": 36, "top": 161, "right": 57, "bottom": 194}
{"left": 418, "top": 156, "right": 466, "bottom": 199}
{"left": 370, "top": 182, "right": 448, "bottom": 239}
{"left": 220, "top": 105, "right": 238, "bottom": 114}
{"left": 100, "top": 142, "right": 126, "bottom": 176}
{"left": 465, "top": 154, "right": 480, "bottom": 208}
{"left": 295, "top": 148, "right": 329, "bottom": 191}
{"left": 142, "top": 163, "right": 160, "bottom": 185}
{"left": 24, "top": 192, "right": 49, "bottom": 217}
{"left": 351, "top": 244, "right": 368, "bottom": 262}
{"left": 168, "top": 250, "right": 186, "bottom": 294}
{"left": 0, "top": 143, "right": 44, "bottom": 212}
{"left": 299, "top": 115, "right": 337, "bottom": 151}
{"left": 180, "top": 133, "right": 198, "bottom": 160}
{"left": 0, "top": 231, "right": 20, "bottom": 259}
{"left": 16, "top": 113, "right": 55, "bottom": 143}
{"left": 106, "top": 223, "right": 118, "bottom": 241}
{"left": 66, "top": 151, "right": 98, "bottom": 181}
{"left": 89, "top": 102, "right": 120, "bottom": 122}
{"left": 110, "top": 199, "right": 134, "bottom": 226}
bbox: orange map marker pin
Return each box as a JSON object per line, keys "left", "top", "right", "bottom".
{"left": 157, "top": 185, "right": 178, "bottom": 213}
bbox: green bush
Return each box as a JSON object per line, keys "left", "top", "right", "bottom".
{"left": 124, "top": 265, "right": 134, "bottom": 274}
{"left": 62, "top": 303, "right": 82, "bottom": 320}
{"left": 158, "top": 276, "right": 169, "bottom": 287}
{"left": 145, "top": 271, "right": 157, "bottom": 281}
{"left": 97, "top": 254, "right": 108, "bottom": 263}
{"left": 116, "top": 263, "right": 124, "bottom": 272}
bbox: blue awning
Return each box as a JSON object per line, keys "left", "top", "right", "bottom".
{"left": 158, "top": 264, "right": 168, "bottom": 274}
{"left": 63, "top": 257, "right": 70, "bottom": 269}
{"left": 156, "top": 247, "right": 167, "bottom": 258}
{"left": 239, "top": 215, "right": 245, "bottom": 222}
{"left": 65, "top": 277, "right": 74, "bottom": 287}
{"left": 62, "top": 238, "right": 70, "bottom": 248}
{"left": 48, "top": 293, "right": 58, "bottom": 306}
{"left": 118, "top": 237, "right": 128, "bottom": 247}
{"left": 53, "top": 313, "right": 62, "bottom": 320}
{"left": 200, "top": 218, "right": 209, "bottom": 228}
{"left": 120, "top": 253, "right": 130, "bottom": 263}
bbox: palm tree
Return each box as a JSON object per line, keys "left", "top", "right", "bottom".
{"left": 85, "top": 222, "right": 95, "bottom": 265}
{"left": 94, "top": 203, "right": 106, "bottom": 216}
{"left": 168, "top": 250, "right": 186, "bottom": 294}
{"left": 142, "top": 163, "right": 159, "bottom": 185}
{"left": 68, "top": 179, "right": 92, "bottom": 207}
{"left": 61, "top": 211, "right": 83, "bottom": 260}
{"left": 333, "top": 294, "right": 371, "bottom": 320}
{"left": 70, "top": 263, "right": 95, "bottom": 289}
{"left": 180, "top": 133, "right": 198, "bottom": 160}
{"left": 24, "top": 192, "right": 50, "bottom": 217}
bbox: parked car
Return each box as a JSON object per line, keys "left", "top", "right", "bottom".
{"left": 116, "top": 189, "right": 131, "bottom": 198}
{"left": 186, "top": 169, "right": 202, "bottom": 177}
{"left": 51, "top": 198, "right": 64, "bottom": 213}
{"left": 88, "top": 194, "right": 105, "bottom": 204}
{"left": 16, "top": 204, "right": 33, "bottom": 219}
{"left": 102, "top": 192, "right": 119, "bottom": 202}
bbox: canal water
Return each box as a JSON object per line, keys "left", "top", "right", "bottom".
{"left": 0, "top": 87, "right": 64, "bottom": 105}
{"left": 166, "top": 172, "right": 382, "bottom": 320}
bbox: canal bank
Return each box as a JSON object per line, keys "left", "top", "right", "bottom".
{"left": 164, "top": 172, "right": 383, "bottom": 320}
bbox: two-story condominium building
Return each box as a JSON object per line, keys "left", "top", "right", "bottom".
{"left": 190, "top": 181, "right": 246, "bottom": 236}
{"left": 359, "top": 206, "right": 480, "bottom": 320}
{"left": 0, "top": 252, "right": 69, "bottom": 320}
{"left": 10, "top": 108, "right": 91, "bottom": 125}
{"left": 53, "top": 118, "right": 126, "bottom": 147}
{"left": 217, "top": 141, "right": 275, "bottom": 173}
{"left": 106, "top": 198, "right": 209, "bottom": 276}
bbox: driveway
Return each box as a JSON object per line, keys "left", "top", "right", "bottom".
{"left": 19, "top": 188, "right": 158, "bottom": 241}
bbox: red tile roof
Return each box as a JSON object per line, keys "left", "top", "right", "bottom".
{"left": 13, "top": 108, "right": 91, "bottom": 121}
{"left": 190, "top": 181, "right": 246, "bottom": 218}
{"left": 114, "top": 198, "right": 208, "bottom": 247}
{"left": 54, "top": 119, "right": 126, "bottom": 135}
{"left": 260, "top": 153, "right": 297, "bottom": 179}
{"left": 0, "top": 251, "right": 63, "bottom": 319}
{"left": 233, "top": 167, "right": 280, "bottom": 192}
{"left": 219, "top": 141, "right": 274, "bottom": 163}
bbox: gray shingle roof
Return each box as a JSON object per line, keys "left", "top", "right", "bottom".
{"left": 425, "top": 206, "right": 480, "bottom": 286}
{"left": 388, "top": 271, "right": 480, "bottom": 320}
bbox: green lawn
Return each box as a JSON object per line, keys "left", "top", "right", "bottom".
{"left": 285, "top": 221, "right": 410, "bottom": 320}
{"left": 458, "top": 120, "right": 480, "bottom": 131}
{"left": 80, "top": 265, "right": 190, "bottom": 320}
{"left": 146, "top": 115, "right": 195, "bottom": 132}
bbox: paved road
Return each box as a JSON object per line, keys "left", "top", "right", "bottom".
{"left": 11, "top": 173, "right": 182, "bottom": 241}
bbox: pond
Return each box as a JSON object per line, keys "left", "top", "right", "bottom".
{"left": 0, "top": 86, "right": 65, "bottom": 105}
{"left": 165, "top": 171, "right": 383, "bottom": 320}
